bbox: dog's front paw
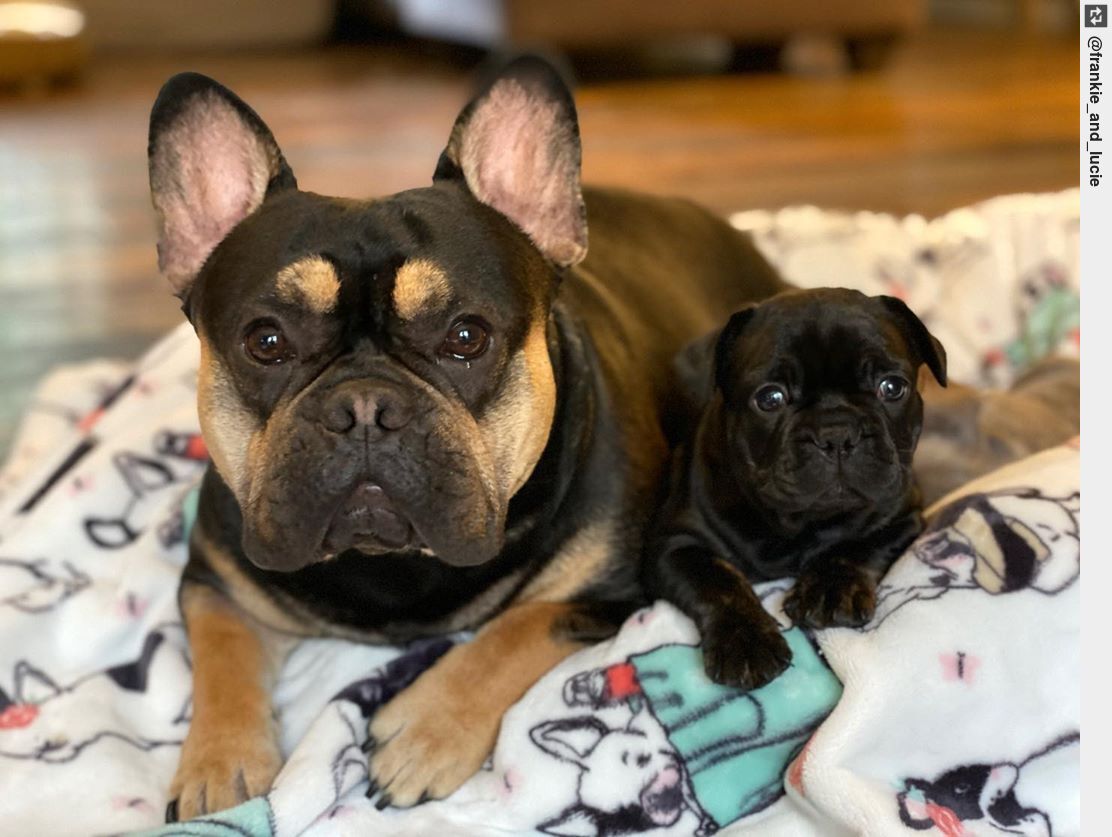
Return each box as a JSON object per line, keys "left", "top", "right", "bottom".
{"left": 166, "top": 727, "right": 282, "bottom": 821}
{"left": 784, "top": 564, "right": 876, "bottom": 629}
{"left": 702, "top": 614, "right": 792, "bottom": 690}
{"left": 367, "top": 661, "right": 495, "bottom": 809}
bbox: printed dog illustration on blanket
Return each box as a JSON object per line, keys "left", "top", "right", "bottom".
{"left": 530, "top": 632, "right": 842, "bottom": 836}
{"left": 0, "top": 557, "right": 91, "bottom": 613}
{"left": 869, "top": 488, "right": 1079, "bottom": 630}
{"left": 897, "top": 731, "right": 1079, "bottom": 837}
{"left": 531, "top": 706, "right": 696, "bottom": 836}
{"left": 84, "top": 431, "right": 207, "bottom": 550}
{"left": 0, "top": 627, "right": 191, "bottom": 762}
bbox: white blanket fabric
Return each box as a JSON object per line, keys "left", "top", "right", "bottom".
{"left": 0, "top": 191, "right": 1080, "bottom": 836}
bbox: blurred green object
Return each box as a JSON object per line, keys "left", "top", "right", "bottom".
{"left": 631, "top": 632, "right": 842, "bottom": 828}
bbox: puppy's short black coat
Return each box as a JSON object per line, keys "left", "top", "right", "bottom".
{"left": 644, "top": 288, "right": 947, "bottom": 690}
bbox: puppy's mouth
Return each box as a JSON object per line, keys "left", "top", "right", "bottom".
{"left": 822, "top": 470, "right": 873, "bottom": 498}
{"left": 323, "top": 481, "right": 425, "bottom": 555}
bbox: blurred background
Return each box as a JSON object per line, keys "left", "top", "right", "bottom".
{"left": 0, "top": 0, "right": 1078, "bottom": 456}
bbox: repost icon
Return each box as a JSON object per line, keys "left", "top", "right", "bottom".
{"left": 1088, "top": 5, "right": 1108, "bottom": 27}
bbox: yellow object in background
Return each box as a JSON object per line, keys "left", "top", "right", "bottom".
{"left": 0, "top": 1, "right": 87, "bottom": 89}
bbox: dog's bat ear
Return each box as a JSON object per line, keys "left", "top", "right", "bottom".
{"left": 148, "top": 72, "right": 297, "bottom": 298}
{"left": 895, "top": 790, "right": 936, "bottom": 829}
{"left": 713, "top": 304, "right": 758, "bottom": 399}
{"left": 529, "top": 716, "right": 608, "bottom": 766}
{"left": 537, "top": 806, "right": 602, "bottom": 837}
{"left": 878, "top": 296, "right": 947, "bottom": 387}
{"left": 13, "top": 661, "right": 61, "bottom": 703}
{"left": 434, "top": 54, "right": 587, "bottom": 269}
{"left": 673, "top": 329, "right": 722, "bottom": 410}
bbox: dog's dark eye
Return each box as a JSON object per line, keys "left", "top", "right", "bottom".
{"left": 244, "top": 322, "right": 295, "bottom": 365}
{"left": 441, "top": 317, "right": 490, "bottom": 361}
{"left": 753, "top": 384, "right": 788, "bottom": 412}
{"left": 876, "top": 375, "right": 909, "bottom": 402}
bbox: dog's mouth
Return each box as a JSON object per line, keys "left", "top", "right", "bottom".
{"left": 775, "top": 472, "right": 871, "bottom": 513}
{"left": 817, "top": 453, "right": 906, "bottom": 502}
{"left": 323, "top": 481, "right": 425, "bottom": 555}
{"left": 641, "top": 765, "right": 684, "bottom": 826}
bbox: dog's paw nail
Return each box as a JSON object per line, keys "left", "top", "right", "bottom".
{"left": 375, "top": 793, "right": 393, "bottom": 811}
{"left": 361, "top": 736, "right": 377, "bottom": 754}
{"left": 365, "top": 779, "right": 379, "bottom": 799}
{"left": 418, "top": 791, "right": 431, "bottom": 805}
{"left": 165, "top": 799, "right": 179, "bottom": 823}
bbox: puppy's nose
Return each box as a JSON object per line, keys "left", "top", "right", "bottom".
{"left": 808, "top": 421, "right": 862, "bottom": 458}
{"left": 320, "top": 380, "right": 413, "bottom": 435}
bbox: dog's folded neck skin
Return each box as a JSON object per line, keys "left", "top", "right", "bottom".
{"left": 643, "top": 288, "right": 946, "bottom": 691}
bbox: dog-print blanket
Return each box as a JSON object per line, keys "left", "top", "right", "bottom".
{"left": 0, "top": 190, "right": 1079, "bottom": 836}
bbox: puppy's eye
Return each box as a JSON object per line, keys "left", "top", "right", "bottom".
{"left": 440, "top": 317, "right": 490, "bottom": 361}
{"left": 876, "top": 375, "right": 909, "bottom": 402}
{"left": 753, "top": 384, "right": 788, "bottom": 412}
{"left": 244, "top": 321, "right": 295, "bottom": 365}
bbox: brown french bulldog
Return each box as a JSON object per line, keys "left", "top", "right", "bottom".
{"left": 147, "top": 57, "right": 787, "bottom": 820}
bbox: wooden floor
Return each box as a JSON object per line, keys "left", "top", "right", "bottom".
{"left": 0, "top": 26, "right": 1077, "bottom": 456}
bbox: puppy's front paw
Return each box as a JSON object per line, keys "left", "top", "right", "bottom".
{"left": 167, "top": 728, "right": 282, "bottom": 821}
{"left": 784, "top": 564, "right": 876, "bottom": 629}
{"left": 702, "top": 615, "right": 792, "bottom": 691}
{"left": 367, "top": 662, "right": 495, "bottom": 809}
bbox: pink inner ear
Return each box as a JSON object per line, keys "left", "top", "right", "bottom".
{"left": 151, "top": 92, "right": 274, "bottom": 293}
{"left": 458, "top": 79, "right": 586, "bottom": 267}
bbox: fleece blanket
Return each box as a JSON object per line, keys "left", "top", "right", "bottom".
{"left": 0, "top": 190, "right": 1080, "bottom": 836}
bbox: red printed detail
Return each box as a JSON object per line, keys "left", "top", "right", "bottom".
{"left": 787, "top": 741, "right": 811, "bottom": 795}
{"left": 939, "top": 651, "right": 980, "bottom": 684}
{"left": 982, "top": 348, "right": 1005, "bottom": 368}
{"left": 928, "top": 802, "right": 965, "bottom": 837}
{"left": 0, "top": 704, "right": 39, "bottom": 729}
{"left": 77, "top": 408, "right": 105, "bottom": 433}
{"left": 605, "top": 663, "right": 642, "bottom": 700}
{"left": 184, "top": 435, "right": 209, "bottom": 461}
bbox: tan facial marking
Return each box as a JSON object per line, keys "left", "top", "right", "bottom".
{"left": 392, "top": 258, "right": 452, "bottom": 320}
{"left": 368, "top": 601, "right": 586, "bottom": 806}
{"left": 479, "top": 318, "right": 556, "bottom": 499}
{"left": 275, "top": 255, "right": 340, "bottom": 314}
{"left": 197, "top": 337, "right": 259, "bottom": 499}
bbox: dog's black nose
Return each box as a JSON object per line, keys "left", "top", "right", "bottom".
{"left": 320, "top": 380, "right": 414, "bottom": 435}
{"left": 807, "top": 421, "right": 862, "bottom": 458}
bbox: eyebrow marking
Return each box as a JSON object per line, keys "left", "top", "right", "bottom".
{"left": 275, "top": 255, "right": 340, "bottom": 314}
{"left": 392, "top": 258, "right": 452, "bottom": 320}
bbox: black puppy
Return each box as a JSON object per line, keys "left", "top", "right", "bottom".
{"left": 644, "top": 288, "right": 947, "bottom": 690}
